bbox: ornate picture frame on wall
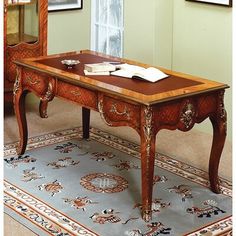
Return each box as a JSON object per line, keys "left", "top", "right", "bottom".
{"left": 186, "top": 0, "right": 232, "bottom": 7}
{"left": 48, "top": 0, "right": 83, "bottom": 12}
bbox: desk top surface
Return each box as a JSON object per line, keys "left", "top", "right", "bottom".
{"left": 15, "top": 50, "right": 228, "bottom": 105}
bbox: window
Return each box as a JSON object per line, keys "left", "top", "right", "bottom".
{"left": 91, "top": 0, "right": 124, "bottom": 57}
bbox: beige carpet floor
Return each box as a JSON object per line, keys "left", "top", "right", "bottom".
{"left": 4, "top": 96, "right": 232, "bottom": 236}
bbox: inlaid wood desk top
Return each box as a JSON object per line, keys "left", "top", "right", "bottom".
{"left": 15, "top": 50, "right": 228, "bottom": 105}
{"left": 13, "top": 50, "right": 228, "bottom": 222}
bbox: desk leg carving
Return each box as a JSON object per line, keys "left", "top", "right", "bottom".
{"left": 13, "top": 68, "right": 28, "bottom": 155}
{"left": 39, "top": 79, "right": 56, "bottom": 118}
{"left": 39, "top": 100, "right": 48, "bottom": 118}
{"left": 209, "top": 91, "right": 227, "bottom": 193}
{"left": 82, "top": 107, "right": 90, "bottom": 139}
{"left": 140, "top": 106, "right": 156, "bottom": 222}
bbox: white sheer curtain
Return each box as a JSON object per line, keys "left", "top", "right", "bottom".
{"left": 91, "top": 0, "right": 124, "bottom": 57}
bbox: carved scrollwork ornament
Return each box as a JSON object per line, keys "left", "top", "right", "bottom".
{"left": 41, "top": 82, "right": 54, "bottom": 102}
{"left": 13, "top": 68, "right": 20, "bottom": 95}
{"left": 45, "top": 82, "right": 53, "bottom": 101}
{"left": 219, "top": 91, "right": 226, "bottom": 119}
{"left": 110, "top": 103, "right": 131, "bottom": 120}
{"left": 218, "top": 90, "right": 227, "bottom": 134}
{"left": 26, "top": 77, "right": 40, "bottom": 86}
{"left": 41, "top": 109, "right": 48, "bottom": 118}
{"left": 143, "top": 209, "right": 152, "bottom": 222}
{"left": 180, "top": 102, "right": 195, "bottom": 129}
{"left": 143, "top": 106, "right": 153, "bottom": 157}
{"left": 143, "top": 199, "right": 152, "bottom": 222}
{"left": 98, "top": 98, "right": 112, "bottom": 126}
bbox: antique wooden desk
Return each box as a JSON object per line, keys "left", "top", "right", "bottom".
{"left": 13, "top": 50, "right": 228, "bottom": 222}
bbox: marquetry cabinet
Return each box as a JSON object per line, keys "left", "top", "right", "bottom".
{"left": 4, "top": 0, "right": 48, "bottom": 104}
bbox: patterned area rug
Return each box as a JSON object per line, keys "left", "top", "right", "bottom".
{"left": 4, "top": 127, "right": 232, "bottom": 236}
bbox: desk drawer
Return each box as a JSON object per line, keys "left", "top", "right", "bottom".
{"left": 22, "top": 69, "right": 49, "bottom": 95}
{"left": 99, "top": 95, "right": 140, "bottom": 131}
{"left": 57, "top": 81, "right": 97, "bottom": 110}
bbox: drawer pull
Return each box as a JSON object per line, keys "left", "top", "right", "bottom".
{"left": 26, "top": 77, "right": 40, "bottom": 85}
{"left": 180, "top": 101, "right": 195, "bottom": 129}
{"left": 71, "top": 90, "right": 81, "bottom": 97}
{"left": 110, "top": 103, "right": 130, "bottom": 120}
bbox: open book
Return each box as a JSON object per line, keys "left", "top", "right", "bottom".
{"left": 111, "top": 64, "right": 168, "bottom": 83}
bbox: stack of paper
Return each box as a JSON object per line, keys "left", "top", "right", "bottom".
{"left": 18, "top": 0, "right": 31, "bottom": 2}
{"left": 84, "top": 63, "right": 116, "bottom": 75}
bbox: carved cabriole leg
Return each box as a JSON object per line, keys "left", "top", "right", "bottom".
{"left": 82, "top": 107, "right": 90, "bottom": 139}
{"left": 209, "top": 90, "right": 227, "bottom": 193}
{"left": 97, "top": 94, "right": 155, "bottom": 221}
{"left": 140, "top": 106, "right": 156, "bottom": 222}
{"left": 13, "top": 67, "right": 28, "bottom": 155}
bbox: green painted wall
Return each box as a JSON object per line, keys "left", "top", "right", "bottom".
{"left": 171, "top": 0, "right": 232, "bottom": 140}
{"left": 123, "top": 0, "right": 173, "bottom": 69}
{"left": 154, "top": 0, "right": 173, "bottom": 69}
{"left": 47, "top": 0, "right": 91, "bottom": 54}
{"left": 123, "top": 0, "right": 156, "bottom": 64}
